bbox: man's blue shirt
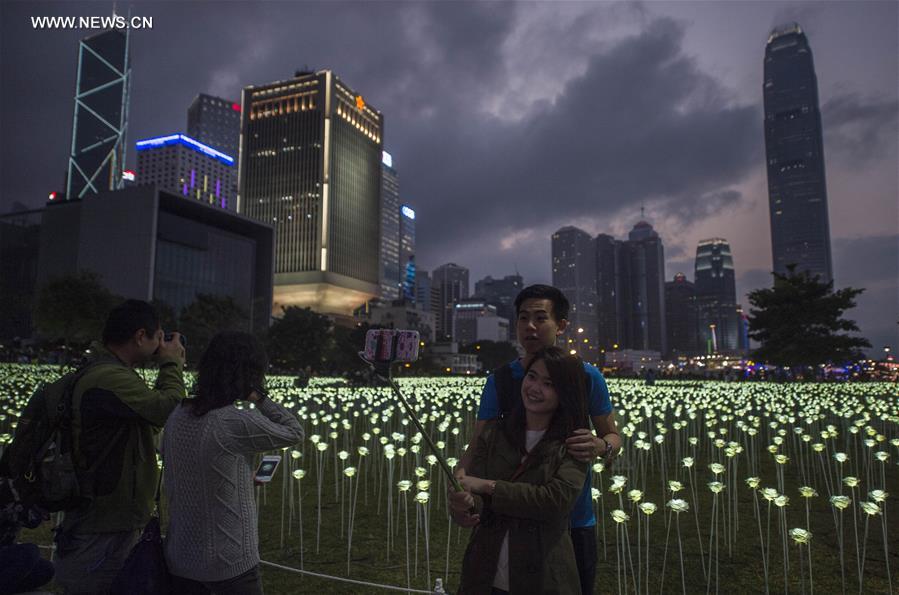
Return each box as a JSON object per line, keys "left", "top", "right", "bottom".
{"left": 477, "top": 359, "right": 613, "bottom": 528}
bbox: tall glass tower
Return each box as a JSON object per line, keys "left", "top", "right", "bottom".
{"left": 552, "top": 226, "right": 599, "bottom": 360}
{"left": 239, "top": 70, "right": 383, "bottom": 316}
{"left": 66, "top": 28, "right": 132, "bottom": 200}
{"left": 379, "top": 151, "right": 401, "bottom": 302}
{"left": 694, "top": 238, "right": 740, "bottom": 354}
{"left": 763, "top": 23, "right": 833, "bottom": 284}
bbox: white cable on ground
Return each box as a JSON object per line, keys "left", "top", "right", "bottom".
{"left": 35, "top": 544, "right": 445, "bottom": 593}
{"left": 259, "top": 559, "right": 439, "bottom": 593}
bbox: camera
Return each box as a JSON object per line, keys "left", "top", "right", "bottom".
{"left": 362, "top": 329, "right": 420, "bottom": 363}
{"left": 164, "top": 332, "right": 187, "bottom": 347}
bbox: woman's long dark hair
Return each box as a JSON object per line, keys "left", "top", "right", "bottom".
{"left": 501, "top": 346, "right": 588, "bottom": 454}
{"left": 189, "top": 331, "right": 268, "bottom": 416}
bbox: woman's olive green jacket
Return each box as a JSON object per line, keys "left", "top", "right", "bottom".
{"left": 458, "top": 420, "right": 588, "bottom": 595}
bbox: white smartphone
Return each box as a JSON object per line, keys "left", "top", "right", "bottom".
{"left": 254, "top": 455, "right": 281, "bottom": 483}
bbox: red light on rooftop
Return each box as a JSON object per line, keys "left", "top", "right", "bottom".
{"left": 232, "top": 103, "right": 241, "bottom": 112}
{"left": 48, "top": 192, "right": 57, "bottom": 201}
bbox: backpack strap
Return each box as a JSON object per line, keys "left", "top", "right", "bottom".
{"left": 492, "top": 363, "right": 521, "bottom": 420}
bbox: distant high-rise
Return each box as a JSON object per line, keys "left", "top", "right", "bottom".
{"left": 621, "top": 221, "right": 667, "bottom": 354}
{"left": 694, "top": 238, "right": 741, "bottom": 354}
{"left": 187, "top": 94, "right": 240, "bottom": 208}
{"left": 764, "top": 23, "right": 833, "bottom": 284}
{"left": 552, "top": 227, "right": 598, "bottom": 360}
{"left": 187, "top": 94, "right": 241, "bottom": 158}
{"left": 379, "top": 152, "right": 401, "bottom": 302}
{"left": 399, "top": 204, "right": 416, "bottom": 301}
{"left": 135, "top": 134, "right": 235, "bottom": 210}
{"left": 474, "top": 273, "right": 523, "bottom": 340}
{"left": 453, "top": 299, "right": 510, "bottom": 345}
{"left": 591, "top": 221, "right": 666, "bottom": 355}
{"left": 66, "top": 28, "right": 132, "bottom": 200}
{"left": 433, "top": 263, "right": 469, "bottom": 340}
{"left": 239, "top": 70, "right": 383, "bottom": 316}
{"left": 595, "top": 234, "right": 622, "bottom": 351}
{"left": 415, "top": 269, "right": 432, "bottom": 313}
{"left": 665, "top": 273, "right": 698, "bottom": 358}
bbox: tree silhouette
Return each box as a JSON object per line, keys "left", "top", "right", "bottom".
{"left": 748, "top": 266, "right": 870, "bottom": 368}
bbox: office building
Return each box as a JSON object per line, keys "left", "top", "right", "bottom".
{"left": 592, "top": 220, "right": 667, "bottom": 355}
{"left": 239, "top": 70, "right": 383, "bottom": 316}
{"left": 453, "top": 299, "right": 511, "bottom": 346}
{"left": 433, "top": 263, "right": 469, "bottom": 340}
{"left": 552, "top": 227, "right": 599, "bottom": 360}
{"left": 665, "top": 273, "right": 699, "bottom": 358}
{"left": 136, "top": 134, "right": 236, "bottom": 210}
{"left": 361, "top": 300, "right": 436, "bottom": 342}
{"left": 37, "top": 186, "right": 273, "bottom": 332}
{"left": 66, "top": 28, "right": 132, "bottom": 200}
{"left": 474, "top": 273, "right": 522, "bottom": 340}
{"left": 379, "top": 151, "right": 401, "bottom": 301}
{"left": 764, "top": 23, "right": 833, "bottom": 284}
{"left": 695, "top": 238, "right": 741, "bottom": 354}
{"left": 187, "top": 94, "right": 241, "bottom": 158}
{"left": 595, "top": 234, "right": 622, "bottom": 351}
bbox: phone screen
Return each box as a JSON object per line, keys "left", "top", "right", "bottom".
{"left": 254, "top": 455, "right": 281, "bottom": 482}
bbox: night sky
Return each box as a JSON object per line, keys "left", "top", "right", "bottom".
{"left": 2, "top": 1, "right": 896, "bottom": 354}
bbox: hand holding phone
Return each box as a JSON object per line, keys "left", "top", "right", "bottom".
{"left": 254, "top": 455, "right": 281, "bottom": 483}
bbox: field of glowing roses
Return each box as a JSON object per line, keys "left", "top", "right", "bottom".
{"left": 1, "top": 362, "right": 897, "bottom": 594}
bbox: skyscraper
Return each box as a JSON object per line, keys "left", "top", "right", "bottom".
{"left": 187, "top": 94, "right": 241, "bottom": 158}
{"left": 474, "top": 273, "right": 523, "bottom": 339}
{"left": 66, "top": 28, "right": 132, "bottom": 200}
{"left": 592, "top": 221, "right": 667, "bottom": 355}
{"left": 433, "top": 263, "right": 469, "bottom": 341}
{"left": 695, "top": 238, "right": 741, "bottom": 353}
{"left": 621, "top": 221, "right": 666, "bottom": 354}
{"left": 187, "top": 94, "right": 240, "bottom": 210}
{"left": 552, "top": 226, "right": 598, "bottom": 360}
{"left": 379, "top": 151, "right": 401, "bottom": 302}
{"left": 665, "top": 273, "right": 698, "bottom": 358}
{"left": 239, "top": 70, "right": 383, "bottom": 316}
{"left": 135, "top": 134, "right": 235, "bottom": 210}
{"left": 764, "top": 23, "right": 833, "bottom": 284}
{"left": 399, "top": 204, "right": 416, "bottom": 301}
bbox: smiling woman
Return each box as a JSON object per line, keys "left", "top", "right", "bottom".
{"left": 449, "top": 346, "right": 590, "bottom": 594}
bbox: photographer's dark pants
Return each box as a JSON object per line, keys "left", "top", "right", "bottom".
{"left": 570, "top": 526, "right": 597, "bottom": 595}
{"left": 55, "top": 529, "right": 140, "bottom": 594}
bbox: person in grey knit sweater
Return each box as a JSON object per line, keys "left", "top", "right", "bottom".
{"left": 162, "top": 332, "right": 303, "bottom": 594}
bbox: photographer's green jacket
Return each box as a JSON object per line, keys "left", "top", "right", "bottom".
{"left": 458, "top": 421, "right": 588, "bottom": 595}
{"left": 62, "top": 342, "right": 185, "bottom": 533}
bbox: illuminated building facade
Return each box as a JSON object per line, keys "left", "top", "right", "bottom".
{"left": 399, "top": 204, "right": 416, "bottom": 301}
{"left": 136, "top": 134, "right": 235, "bottom": 210}
{"left": 695, "top": 238, "right": 741, "bottom": 354}
{"left": 552, "top": 226, "right": 599, "bottom": 360}
{"left": 239, "top": 70, "right": 383, "bottom": 316}
{"left": 764, "top": 23, "right": 833, "bottom": 284}
{"left": 66, "top": 28, "right": 132, "bottom": 200}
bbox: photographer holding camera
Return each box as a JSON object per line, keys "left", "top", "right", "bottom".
{"left": 54, "top": 299, "right": 186, "bottom": 594}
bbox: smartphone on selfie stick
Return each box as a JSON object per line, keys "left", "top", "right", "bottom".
{"left": 359, "top": 329, "right": 464, "bottom": 493}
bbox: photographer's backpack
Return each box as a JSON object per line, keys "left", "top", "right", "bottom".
{"left": 0, "top": 363, "right": 103, "bottom": 512}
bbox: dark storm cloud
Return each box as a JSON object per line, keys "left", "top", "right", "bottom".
{"left": 822, "top": 92, "right": 899, "bottom": 168}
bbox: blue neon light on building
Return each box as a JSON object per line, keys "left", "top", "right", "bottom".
{"left": 136, "top": 134, "right": 235, "bottom": 166}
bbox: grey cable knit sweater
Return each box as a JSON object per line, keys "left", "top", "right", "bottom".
{"left": 161, "top": 398, "right": 303, "bottom": 582}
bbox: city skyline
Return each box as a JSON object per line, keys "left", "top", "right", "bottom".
{"left": 1, "top": 1, "right": 895, "bottom": 353}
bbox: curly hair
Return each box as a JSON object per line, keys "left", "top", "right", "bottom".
{"left": 189, "top": 331, "right": 268, "bottom": 416}
{"left": 501, "top": 345, "right": 588, "bottom": 453}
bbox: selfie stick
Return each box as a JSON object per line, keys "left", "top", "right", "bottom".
{"left": 359, "top": 354, "right": 464, "bottom": 493}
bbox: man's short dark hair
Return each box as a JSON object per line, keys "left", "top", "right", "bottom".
{"left": 102, "top": 300, "right": 160, "bottom": 345}
{"left": 514, "top": 284, "right": 570, "bottom": 321}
